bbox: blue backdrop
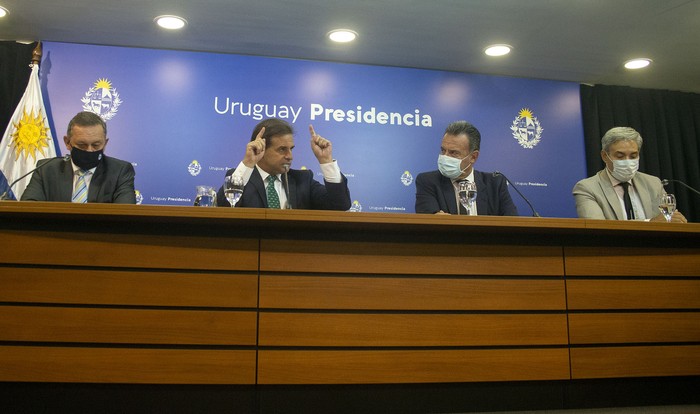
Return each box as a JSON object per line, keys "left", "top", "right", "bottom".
{"left": 40, "top": 41, "right": 586, "bottom": 217}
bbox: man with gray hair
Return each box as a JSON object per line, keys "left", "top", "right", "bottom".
{"left": 572, "top": 126, "right": 686, "bottom": 222}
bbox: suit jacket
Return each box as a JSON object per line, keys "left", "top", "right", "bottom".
{"left": 21, "top": 155, "right": 136, "bottom": 204}
{"left": 572, "top": 169, "right": 663, "bottom": 220}
{"left": 415, "top": 170, "right": 518, "bottom": 215}
{"left": 216, "top": 167, "right": 351, "bottom": 210}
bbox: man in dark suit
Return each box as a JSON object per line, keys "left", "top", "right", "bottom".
{"left": 216, "top": 118, "right": 350, "bottom": 210}
{"left": 21, "top": 111, "right": 136, "bottom": 203}
{"left": 415, "top": 120, "right": 517, "bottom": 215}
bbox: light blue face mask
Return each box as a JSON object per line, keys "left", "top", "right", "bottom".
{"left": 437, "top": 154, "right": 471, "bottom": 179}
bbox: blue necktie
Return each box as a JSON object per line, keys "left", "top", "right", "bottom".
{"left": 72, "top": 169, "right": 89, "bottom": 203}
{"left": 266, "top": 175, "right": 280, "bottom": 209}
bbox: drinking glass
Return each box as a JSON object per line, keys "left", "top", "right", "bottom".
{"left": 194, "top": 185, "right": 216, "bottom": 207}
{"left": 224, "top": 175, "right": 244, "bottom": 207}
{"left": 658, "top": 193, "right": 676, "bottom": 222}
{"left": 458, "top": 180, "right": 477, "bottom": 215}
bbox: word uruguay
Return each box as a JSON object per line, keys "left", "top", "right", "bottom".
{"left": 214, "top": 97, "right": 433, "bottom": 127}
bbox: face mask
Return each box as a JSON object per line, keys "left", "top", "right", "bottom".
{"left": 606, "top": 153, "right": 638, "bottom": 182}
{"left": 70, "top": 146, "right": 104, "bottom": 170}
{"left": 437, "top": 153, "right": 471, "bottom": 179}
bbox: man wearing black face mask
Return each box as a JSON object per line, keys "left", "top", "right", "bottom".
{"left": 21, "top": 111, "right": 136, "bottom": 203}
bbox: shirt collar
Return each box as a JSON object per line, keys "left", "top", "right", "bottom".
{"left": 256, "top": 165, "right": 279, "bottom": 183}
{"left": 452, "top": 170, "right": 475, "bottom": 184}
{"left": 604, "top": 168, "right": 632, "bottom": 187}
{"left": 70, "top": 161, "right": 97, "bottom": 174}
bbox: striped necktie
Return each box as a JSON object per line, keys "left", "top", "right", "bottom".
{"left": 266, "top": 175, "right": 280, "bottom": 209}
{"left": 72, "top": 169, "right": 89, "bottom": 203}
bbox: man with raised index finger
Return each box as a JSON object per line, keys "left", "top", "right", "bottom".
{"left": 217, "top": 118, "right": 351, "bottom": 210}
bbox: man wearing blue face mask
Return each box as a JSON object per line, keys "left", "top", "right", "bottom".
{"left": 21, "top": 111, "right": 136, "bottom": 203}
{"left": 573, "top": 127, "right": 686, "bottom": 222}
{"left": 415, "top": 120, "right": 518, "bottom": 215}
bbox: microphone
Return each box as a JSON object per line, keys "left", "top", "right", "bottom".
{"left": 0, "top": 154, "right": 71, "bottom": 200}
{"left": 283, "top": 165, "right": 292, "bottom": 209}
{"left": 493, "top": 171, "right": 541, "bottom": 217}
{"left": 661, "top": 179, "right": 700, "bottom": 197}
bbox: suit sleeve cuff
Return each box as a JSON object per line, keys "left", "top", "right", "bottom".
{"left": 319, "top": 160, "right": 342, "bottom": 183}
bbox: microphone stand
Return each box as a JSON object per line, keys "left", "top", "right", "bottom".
{"left": 662, "top": 179, "right": 700, "bottom": 197}
{"left": 493, "top": 171, "right": 541, "bottom": 217}
{"left": 1, "top": 155, "right": 71, "bottom": 200}
{"left": 283, "top": 167, "right": 292, "bottom": 209}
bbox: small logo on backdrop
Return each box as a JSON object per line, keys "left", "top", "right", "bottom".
{"left": 400, "top": 170, "right": 413, "bottom": 186}
{"left": 81, "top": 78, "right": 122, "bottom": 121}
{"left": 188, "top": 160, "right": 202, "bottom": 176}
{"left": 349, "top": 200, "right": 363, "bottom": 212}
{"left": 134, "top": 190, "right": 143, "bottom": 205}
{"left": 511, "top": 108, "right": 543, "bottom": 149}
{"left": 10, "top": 109, "right": 52, "bottom": 162}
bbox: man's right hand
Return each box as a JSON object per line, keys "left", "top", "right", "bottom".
{"left": 242, "top": 127, "right": 266, "bottom": 168}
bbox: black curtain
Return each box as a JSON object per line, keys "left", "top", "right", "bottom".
{"left": 580, "top": 84, "right": 700, "bottom": 222}
{"left": 0, "top": 41, "right": 37, "bottom": 137}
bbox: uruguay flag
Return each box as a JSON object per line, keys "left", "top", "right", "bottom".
{"left": 0, "top": 62, "right": 57, "bottom": 200}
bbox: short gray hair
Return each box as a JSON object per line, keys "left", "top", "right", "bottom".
{"left": 601, "top": 127, "right": 643, "bottom": 153}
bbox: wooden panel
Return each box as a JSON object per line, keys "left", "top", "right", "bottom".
{"left": 0, "top": 268, "right": 258, "bottom": 307}
{"left": 569, "top": 313, "right": 700, "bottom": 344}
{"left": 258, "top": 348, "right": 571, "bottom": 384}
{"left": 571, "top": 345, "right": 700, "bottom": 379}
{"left": 259, "top": 313, "right": 568, "bottom": 346}
{"left": 260, "top": 276, "right": 566, "bottom": 310}
{"left": 567, "top": 280, "right": 700, "bottom": 310}
{"left": 261, "top": 240, "right": 564, "bottom": 276}
{"left": 0, "top": 229, "right": 259, "bottom": 271}
{"left": 0, "top": 346, "right": 256, "bottom": 384}
{"left": 565, "top": 246, "right": 700, "bottom": 276}
{"left": 0, "top": 306, "right": 257, "bottom": 345}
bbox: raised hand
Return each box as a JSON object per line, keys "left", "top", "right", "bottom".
{"left": 309, "top": 124, "right": 333, "bottom": 164}
{"left": 242, "top": 126, "right": 266, "bottom": 167}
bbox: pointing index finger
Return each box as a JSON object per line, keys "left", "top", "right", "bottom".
{"left": 309, "top": 124, "right": 317, "bottom": 139}
{"left": 256, "top": 126, "right": 266, "bottom": 141}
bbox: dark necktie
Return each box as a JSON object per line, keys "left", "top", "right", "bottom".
{"left": 620, "top": 182, "right": 635, "bottom": 220}
{"left": 266, "top": 175, "right": 280, "bottom": 209}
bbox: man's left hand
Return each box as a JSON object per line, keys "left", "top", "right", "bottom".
{"left": 651, "top": 210, "right": 688, "bottom": 223}
{"left": 309, "top": 124, "right": 333, "bottom": 164}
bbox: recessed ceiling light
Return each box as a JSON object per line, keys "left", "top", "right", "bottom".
{"left": 0, "top": 6, "right": 9, "bottom": 18}
{"left": 328, "top": 29, "right": 358, "bottom": 43}
{"left": 484, "top": 44, "right": 512, "bottom": 57}
{"left": 154, "top": 15, "right": 187, "bottom": 30}
{"left": 624, "top": 58, "right": 652, "bottom": 70}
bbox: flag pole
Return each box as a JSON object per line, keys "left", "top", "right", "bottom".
{"left": 31, "top": 41, "right": 42, "bottom": 67}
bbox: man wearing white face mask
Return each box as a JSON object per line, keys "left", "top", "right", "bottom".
{"left": 415, "top": 120, "right": 518, "bottom": 215}
{"left": 573, "top": 127, "right": 687, "bottom": 222}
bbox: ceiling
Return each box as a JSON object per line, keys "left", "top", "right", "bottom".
{"left": 1, "top": 0, "right": 699, "bottom": 93}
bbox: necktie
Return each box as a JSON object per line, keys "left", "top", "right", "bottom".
{"left": 266, "top": 175, "right": 280, "bottom": 209}
{"left": 72, "top": 169, "right": 89, "bottom": 203}
{"left": 620, "top": 182, "right": 635, "bottom": 220}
